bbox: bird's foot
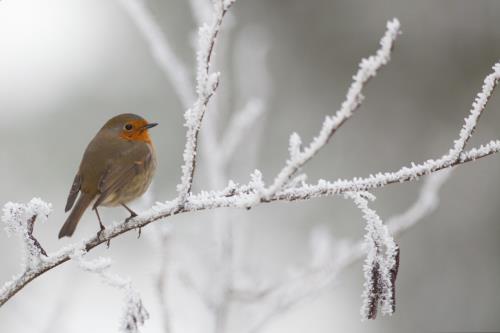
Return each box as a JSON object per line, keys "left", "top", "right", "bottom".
{"left": 97, "top": 224, "right": 111, "bottom": 248}
{"left": 125, "top": 212, "right": 137, "bottom": 223}
{"left": 137, "top": 227, "right": 142, "bottom": 239}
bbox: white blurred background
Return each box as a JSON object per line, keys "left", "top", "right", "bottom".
{"left": 1, "top": 0, "right": 500, "bottom": 332}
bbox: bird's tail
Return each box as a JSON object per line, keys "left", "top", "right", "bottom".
{"left": 58, "top": 192, "right": 94, "bottom": 238}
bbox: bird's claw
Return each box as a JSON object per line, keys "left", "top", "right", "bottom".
{"left": 97, "top": 226, "right": 111, "bottom": 248}
{"left": 125, "top": 213, "right": 137, "bottom": 223}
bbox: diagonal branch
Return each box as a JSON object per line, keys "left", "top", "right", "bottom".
{"left": 0, "top": 140, "right": 492, "bottom": 309}
{"left": 264, "top": 18, "right": 401, "bottom": 198}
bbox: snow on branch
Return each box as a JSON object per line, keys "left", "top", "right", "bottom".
{"left": 448, "top": 63, "right": 500, "bottom": 162}
{"left": 72, "top": 249, "right": 149, "bottom": 333}
{"left": 264, "top": 18, "right": 401, "bottom": 198}
{"left": 269, "top": 63, "right": 500, "bottom": 201}
{"left": 345, "top": 192, "right": 398, "bottom": 319}
{"left": 2, "top": 198, "right": 52, "bottom": 269}
{"left": 177, "top": 0, "right": 236, "bottom": 202}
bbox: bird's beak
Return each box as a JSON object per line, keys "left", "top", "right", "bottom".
{"left": 142, "top": 122, "right": 158, "bottom": 130}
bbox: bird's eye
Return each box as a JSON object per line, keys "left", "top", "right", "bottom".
{"left": 124, "top": 124, "right": 133, "bottom": 131}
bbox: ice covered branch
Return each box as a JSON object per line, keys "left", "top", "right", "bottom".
{"left": 264, "top": 19, "right": 401, "bottom": 198}
{"left": 177, "top": 0, "right": 235, "bottom": 202}
{"left": 345, "top": 191, "right": 399, "bottom": 319}
{"left": 1, "top": 198, "right": 51, "bottom": 270}
{"left": 72, "top": 249, "right": 149, "bottom": 332}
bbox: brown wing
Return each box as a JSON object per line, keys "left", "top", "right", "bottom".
{"left": 92, "top": 148, "right": 152, "bottom": 209}
{"left": 65, "top": 174, "right": 82, "bottom": 212}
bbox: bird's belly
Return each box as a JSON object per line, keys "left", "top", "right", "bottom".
{"left": 101, "top": 167, "right": 155, "bottom": 207}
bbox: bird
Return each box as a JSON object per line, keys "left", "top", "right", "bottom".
{"left": 58, "top": 113, "right": 158, "bottom": 239}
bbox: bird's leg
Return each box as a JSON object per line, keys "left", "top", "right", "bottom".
{"left": 95, "top": 207, "right": 105, "bottom": 233}
{"left": 121, "top": 203, "right": 141, "bottom": 238}
{"left": 95, "top": 208, "right": 110, "bottom": 248}
{"left": 121, "top": 203, "right": 138, "bottom": 222}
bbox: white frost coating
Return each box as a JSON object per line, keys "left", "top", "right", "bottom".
{"left": 447, "top": 62, "right": 500, "bottom": 163}
{"left": 283, "top": 173, "right": 308, "bottom": 190}
{"left": 249, "top": 169, "right": 265, "bottom": 196}
{"left": 119, "top": 0, "right": 194, "bottom": 108}
{"left": 264, "top": 18, "right": 401, "bottom": 198}
{"left": 344, "top": 192, "right": 398, "bottom": 319}
{"left": 2, "top": 198, "right": 51, "bottom": 235}
{"left": 459, "top": 139, "right": 500, "bottom": 162}
{"left": 72, "top": 249, "right": 149, "bottom": 333}
{"left": 2, "top": 198, "right": 52, "bottom": 269}
{"left": 176, "top": 0, "right": 235, "bottom": 202}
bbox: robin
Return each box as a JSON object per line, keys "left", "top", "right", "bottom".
{"left": 58, "top": 113, "right": 158, "bottom": 238}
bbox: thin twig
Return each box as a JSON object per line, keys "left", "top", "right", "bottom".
{"left": 177, "top": 0, "right": 236, "bottom": 202}
{"left": 26, "top": 215, "right": 47, "bottom": 257}
{"left": 264, "top": 19, "right": 401, "bottom": 198}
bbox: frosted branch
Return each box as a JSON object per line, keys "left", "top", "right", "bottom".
{"left": 447, "top": 63, "right": 500, "bottom": 161}
{"left": 345, "top": 192, "right": 398, "bottom": 319}
{"left": 177, "top": 0, "right": 236, "bottom": 202}
{"left": 72, "top": 249, "right": 149, "bottom": 333}
{"left": 2, "top": 198, "right": 51, "bottom": 270}
{"left": 264, "top": 18, "right": 401, "bottom": 198}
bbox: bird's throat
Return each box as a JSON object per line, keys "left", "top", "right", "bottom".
{"left": 120, "top": 130, "right": 152, "bottom": 144}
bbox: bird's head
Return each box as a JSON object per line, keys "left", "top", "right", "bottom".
{"left": 102, "top": 113, "right": 158, "bottom": 143}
